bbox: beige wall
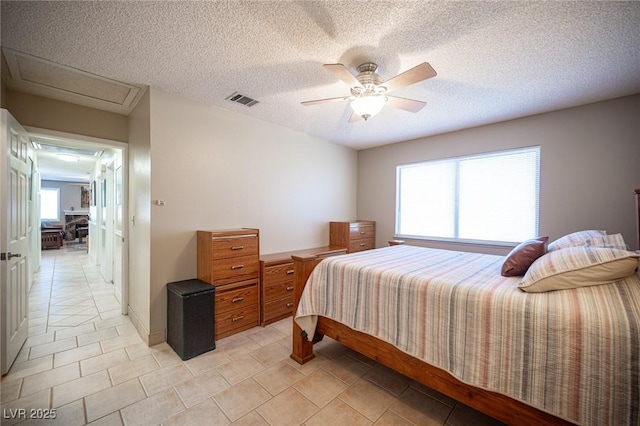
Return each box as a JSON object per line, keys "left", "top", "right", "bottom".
{"left": 5, "top": 91, "right": 128, "bottom": 142}
{"left": 147, "top": 88, "right": 357, "bottom": 339}
{"left": 357, "top": 94, "right": 640, "bottom": 253}
{"left": 127, "top": 90, "right": 152, "bottom": 341}
{"left": 1, "top": 80, "right": 7, "bottom": 109}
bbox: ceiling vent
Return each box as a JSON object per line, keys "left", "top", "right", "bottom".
{"left": 226, "top": 92, "right": 259, "bottom": 107}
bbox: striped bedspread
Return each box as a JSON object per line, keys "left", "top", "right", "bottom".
{"left": 295, "top": 245, "right": 640, "bottom": 425}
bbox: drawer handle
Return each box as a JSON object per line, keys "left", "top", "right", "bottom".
{"left": 231, "top": 297, "right": 245, "bottom": 303}
{"left": 231, "top": 264, "right": 244, "bottom": 270}
{"left": 231, "top": 315, "right": 245, "bottom": 322}
{"left": 286, "top": 269, "right": 294, "bottom": 275}
{"left": 359, "top": 243, "right": 366, "bottom": 246}
{"left": 360, "top": 231, "right": 366, "bottom": 234}
{"left": 286, "top": 303, "right": 293, "bottom": 308}
{"left": 231, "top": 246, "right": 244, "bottom": 250}
{"left": 286, "top": 286, "right": 294, "bottom": 291}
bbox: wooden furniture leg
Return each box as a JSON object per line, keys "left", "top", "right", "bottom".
{"left": 290, "top": 254, "right": 323, "bottom": 364}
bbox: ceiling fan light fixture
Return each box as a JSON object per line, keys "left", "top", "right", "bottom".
{"left": 56, "top": 153, "right": 80, "bottom": 162}
{"left": 302, "top": 61, "right": 436, "bottom": 123}
{"left": 351, "top": 95, "right": 387, "bottom": 121}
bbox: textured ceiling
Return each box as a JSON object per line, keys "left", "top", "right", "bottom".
{"left": 2, "top": 1, "right": 640, "bottom": 150}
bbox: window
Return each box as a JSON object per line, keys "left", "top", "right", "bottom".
{"left": 396, "top": 146, "right": 540, "bottom": 244}
{"left": 40, "top": 188, "right": 60, "bottom": 221}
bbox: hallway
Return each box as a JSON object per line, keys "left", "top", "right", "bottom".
{"left": 0, "top": 243, "right": 137, "bottom": 425}
{"left": 32, "top": 243, "right": 121, "bottom": 333}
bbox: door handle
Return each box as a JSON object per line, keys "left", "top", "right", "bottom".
{"left": 1, "top": 252, "right": 22, "bottom": 261}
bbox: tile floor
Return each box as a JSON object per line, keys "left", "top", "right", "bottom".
{"left": 1, "top": 243, "right": 506, "bottom": 425}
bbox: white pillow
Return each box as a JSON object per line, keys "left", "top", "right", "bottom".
{"left": 548, "top": 230, "right": 607, "bottom": 252}
{"left": 581, "top": 233, "right": 628, "bottom": 250}
{"left": 519, "top": 246, "right": 639, "bottom": 293}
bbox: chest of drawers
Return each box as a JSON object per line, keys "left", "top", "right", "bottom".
{"left": 197, "top": 228, "right": 260, "bottom": 340}
{"left": 260, "top": 246, "right": 347, "bottom": 326}
{"left": 330, "top": 221, "right": 376, "bottom": 253}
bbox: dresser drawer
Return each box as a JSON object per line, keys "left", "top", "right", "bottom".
{"left": 215, "top": 306, "right": 259, "bottom": 338}
{"left": 263, "top": 297, "right": 294, "bottom": 322}
{"left": 212, "top": 255, "right": 259, "bottom": 283}
{"left": 263, "top": 262, "right": 295, "bottom": 286}
{"left": 330, "top": 221, "right": 375, "bottom": 254}
{"left": 349, "top": 238, "right": 375, "bottom": 253}
{"left": 215, "top": 281, "right": 259, "bottom": 314}
{"left": 350, "top": 223, "right": 375, "bottom": 239}
{"left": 264, "top": 279, "right": 295, "bottom": 302}
{"left": 212, "top": 236, "right": 259, "bottom": 259}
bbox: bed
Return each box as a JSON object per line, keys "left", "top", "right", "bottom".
{"left": 291, "top": 239, "right": 640, "bottom": 425}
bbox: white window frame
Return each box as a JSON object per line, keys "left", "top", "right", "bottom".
{"left": 40, "top": 187, "right": 60, "bottom": 222}
{"left": 395, "top": 146, "right": 540, "bottom": 245}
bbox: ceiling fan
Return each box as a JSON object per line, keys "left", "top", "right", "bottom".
{"left": 302, "top": 62, "right": 436, "bottom": 122}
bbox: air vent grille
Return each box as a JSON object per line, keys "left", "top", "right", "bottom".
{"left": 226, "top": 92, "right": 259, "bottom": 107}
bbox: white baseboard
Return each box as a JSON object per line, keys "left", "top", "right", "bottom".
{"left": 127, "top": 305, "right": 166, "bottom": 346}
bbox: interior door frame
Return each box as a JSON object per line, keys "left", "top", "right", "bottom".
{"left": 25, "top": 126, "right": 129, "bottom": 316}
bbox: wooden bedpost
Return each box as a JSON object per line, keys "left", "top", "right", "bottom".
{"left": 290, "top": 254, "right": 323, "bottom": 364}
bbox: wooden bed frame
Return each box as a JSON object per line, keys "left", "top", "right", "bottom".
{"left": 290, "top": 252, "right": 575, "bottom": 426}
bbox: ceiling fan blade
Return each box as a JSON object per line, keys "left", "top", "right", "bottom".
{"left": 348, "top": 111, "right": 364, "bottom": 123}
{"left": 323, "top": 64, "right": 362, "bottom": 88}
{"left": 386, "top": 96, "right": 427, "bottom": 113}
{"left": 382, "top": 62, "right": 437, "bottom": 93}
{"left": 301, "top": 96, "right": 351, "bottom": 106}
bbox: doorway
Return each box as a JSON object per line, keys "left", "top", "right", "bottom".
{"left": 27, "top": 126, "right": 128, "bottom": 316}
{"left": 2, "top": 112, "right": 130, "bottom": 374}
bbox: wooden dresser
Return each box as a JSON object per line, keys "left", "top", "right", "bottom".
{"left": 197, "top": 228, "right": 260, "bottom": 340}
{"left": 329, "top": 221, "right": 376, "bottom": 253}
{"left": 260, "top": 246, "right": 347, "bottom": 326}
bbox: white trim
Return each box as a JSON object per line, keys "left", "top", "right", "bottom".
{"left": 24, "top": 126, "right": 128, "bottom": 150}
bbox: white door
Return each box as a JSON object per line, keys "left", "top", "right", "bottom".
{"left": 1, "top": 110, "right": 30, "bottom": 375}
{"left": 113, "top": 160, "right": 125, "bottom": 311}
{"left": 100, "top": 167, "right": 114, "bottom": 283}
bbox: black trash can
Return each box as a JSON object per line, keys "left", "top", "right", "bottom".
{"left": 167, "top": 279, "right": 216, "bottom": 360}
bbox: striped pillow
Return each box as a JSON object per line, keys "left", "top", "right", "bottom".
{"left": 548, "top": 230, "right": 607, "bottom": 251}
{"left": 581, "top": 233, "right": 628, "bottom": 250}
{"left": 519, "top": 246, "right": 639, "bottom": 293}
